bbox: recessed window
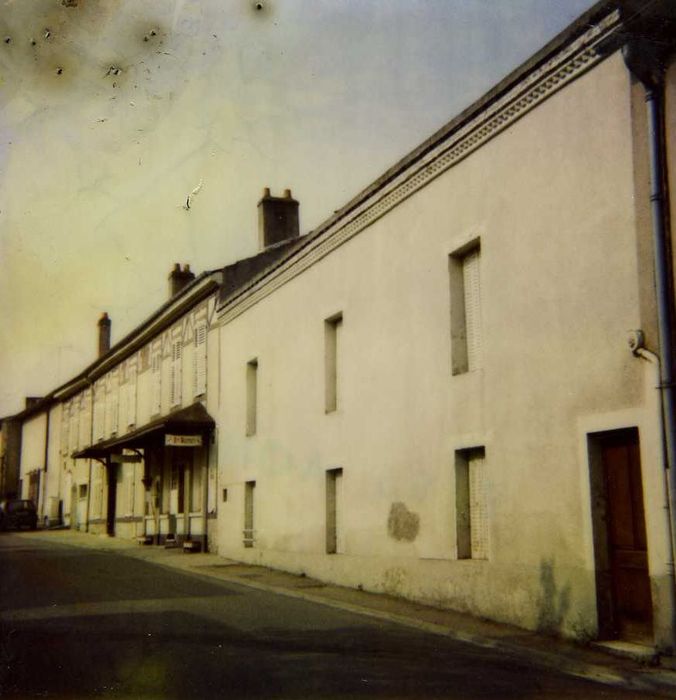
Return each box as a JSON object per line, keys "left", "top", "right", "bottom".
{"left": 449, "top": 243, "right": 482, "bottom": 374}
{"left": 455, "top": 446, "right": 488, "bottom": 560}
{"left": 246, "top": 359, "right": 258, "bottom": 436}
{"left": 326, "top": 467, "right": 344, "bottom": 554}
{"left": 243, "top": 480, "right": 256, "bottom": 548}
{"left": 325, "top": 313, "right": 343, "bottom": 413}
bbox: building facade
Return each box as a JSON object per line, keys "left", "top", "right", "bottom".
{"left": 212, "top": 1, "right": 676, "bottom": 650}
{"left": 6, "top": 0, "right": 676, "bottom": 654}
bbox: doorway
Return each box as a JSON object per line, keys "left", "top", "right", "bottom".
{"left": 589, "top": 428, "right": 653, "bottom": 642}
{"left": 106, "top": 463, "right": 118, "bottom": 536}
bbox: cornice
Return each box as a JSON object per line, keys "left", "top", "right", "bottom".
{"left": 217, "top": 7, "right": 622, "bottom": 326}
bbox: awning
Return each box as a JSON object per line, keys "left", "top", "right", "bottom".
{"left": 72, "top": 402, "right": 215, "bottom": 460}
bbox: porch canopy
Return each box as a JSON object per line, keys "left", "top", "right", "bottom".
{"left": 72, "top": 402, "right": 215, "bottom": 460}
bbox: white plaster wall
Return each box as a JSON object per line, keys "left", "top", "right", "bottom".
{"left": 215, "top": 54, "right": 656, "bottom": 637}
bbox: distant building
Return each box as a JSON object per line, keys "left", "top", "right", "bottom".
{"left": 8, "top": 0, "right": 676, "bottom": 654}
{"left": 0, "top": 414, "right": 22, "bottom": 500}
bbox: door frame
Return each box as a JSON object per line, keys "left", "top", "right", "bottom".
{"left": 588, "top": 427, "right": 653, "bottom": 641}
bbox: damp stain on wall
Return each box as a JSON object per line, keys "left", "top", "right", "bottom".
{"left": 387, "top": 501, "right": 420, "bottom": 542}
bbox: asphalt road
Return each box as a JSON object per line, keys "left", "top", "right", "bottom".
{"left": 0, "top": 533, "right": 665, "bottom": 699}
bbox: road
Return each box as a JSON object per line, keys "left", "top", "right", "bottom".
{"left": 0, "top": 533, "right": 665, "bottom": 699}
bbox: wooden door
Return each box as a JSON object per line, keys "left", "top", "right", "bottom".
{"left": 601, "top": 430, "right": 653, "bottom": 641}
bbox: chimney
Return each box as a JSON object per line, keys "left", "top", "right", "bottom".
{"left": 25, "top": 397, "right": 43, "bottom": 409}
{"left": 258, "top": 187, "right": 299, "bottom": 250}
{"left": 168, "top": 263, "right": 195, "bottom": 298}
{"left": 98, "top": 312, "right": 111, "bottom": 357}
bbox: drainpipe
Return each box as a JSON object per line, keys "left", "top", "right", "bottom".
{"left": 624, "top": 38, "right": 676, "bottom": 647}
{"left": 629, "top": 335, "right": 676, "bottom": 651}
{"left": 41, "top": 409, "right": 50, "bottom": 527}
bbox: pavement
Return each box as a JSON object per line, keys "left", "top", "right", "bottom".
{"left": 15, "top": 529, "right": 676, "bottom": 697}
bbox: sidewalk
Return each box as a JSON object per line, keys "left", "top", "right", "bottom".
{"left": 18, "top": 529, "right": 676, "bottom": 697}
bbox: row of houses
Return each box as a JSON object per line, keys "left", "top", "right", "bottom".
{"left": 2, "top": 0, "right": 676, "bottom": 655}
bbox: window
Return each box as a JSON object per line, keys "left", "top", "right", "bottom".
{"left": 68, "top": 399, "right": 78, "bottom": 451}
{"left": 170, "top": 340, "right": 182, "bottom": 407}
{"left": 78, "top": 483, "right": 88, "bottom": 499}
{"left": 151, "top": 349, "right": 161, "bottom": 415}
{"left": 246, "top": 359, "right": 258, "bottom": 436}
{"left": 93, "top": 382, "right": 105, "bottom": 442}
{"left": 326, "top": 468, "right": 344, "bottom": 554}
{"left": 324, "top": 312, "right": 343, "bottom": 412}
{"left": 109, "top": 371, "right": 119, "bottom": 435}
{"left": 127, "top": 358, "right": 137, "bottom": 427}
{"left": 78, "top": 390, "right": 91, "bottom": 448}
{"left": 193, "top": 322, "right": 207, "bottom": 397}
{"left": 449, "top": 243, "right": 482, "bottom": 374}
{"left": 243, "top": 480, "right": 256, "bottom": 547}
{"left": 455, "top": 447, "right": 488, "bottom": 559}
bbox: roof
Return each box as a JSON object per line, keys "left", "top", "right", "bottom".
{"left": 72, "top": 402, "right": 215, "bottom": 459}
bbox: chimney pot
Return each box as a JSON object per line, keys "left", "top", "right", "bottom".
{"left": 168, "top": 262, "right": 196, "bottom": 298}
{"left": 258, "top": 187, "right": 300, "bottom": 250}
{"left": 98, "top": 311, "right": 111, "bottom": 357}
{"left": 25, "top": 396, "right": 43, "bottom": 409}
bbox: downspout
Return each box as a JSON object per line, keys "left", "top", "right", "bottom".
{"left": 41, "top": 409, "right": 50, "bottom": 527}
{"left": 624, "top": 37, "right": 676, "bottom": 648}
{"left": 629, "top": 335, "right": 676, "bottom": 650}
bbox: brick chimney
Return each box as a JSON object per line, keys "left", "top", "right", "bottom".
{"left": 258, "top": 188, "right": 299, "bottom": 250}
{"left": 168, "top": 263, "right": 195, "bottom": 298}
{"left": 98, "top": 312, "right": 111, "bottom": 357}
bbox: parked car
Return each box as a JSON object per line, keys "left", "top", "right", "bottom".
{"left": 0, "top": 499, "right": 38, "bottom": 531}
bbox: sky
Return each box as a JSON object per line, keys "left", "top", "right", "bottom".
{"left": 0, "top": 0, "right": 597, "bottom": 417}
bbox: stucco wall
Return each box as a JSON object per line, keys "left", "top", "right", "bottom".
{"left": 214, "top": 53, "right": 663, "bottom": 638}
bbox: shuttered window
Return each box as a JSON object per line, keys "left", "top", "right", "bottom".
{"left": 468, "top": 451, "right": 488, "bottom": 559}
{"left": 93, "top": 382, "right": 104, "bottom": 441}
{"left": 105, "top": 372, "right": 119, "bottom": 436}
{"left": 170, "top": 340, "right": 182, "bottom": 407}
{"left": 60, "top": 403, "right": 69, "bottom": 454}
{"left": 462, "top": 248, "right": 482, "bottom": 372}
{"left": 111, "top": 372, "right": 119, "bottom": 434}
{"left": 456, "top": 446, "right": 488, "bottom": 560}
{"left": 68, "top": 400, "right": 78, "bottom": 452}
{"left": 151, "top": 351, "right": 161, "bottom": 416}
{"left": 193, "top": 323, "right": 207, "bottom": 397}
{"left": 78, "top": 390, "right": 91, "bottom": 447}
{"left": 127, "top": 358, "right": 137, "bottom": 427}
{"left": 118, "top": 378, "right": 128, "bottom": 434}
{"left": 244, "top": 481, "right": 256, "bottom": 547}
{"left": 450, "top": 242, "right": 482, "bottom": 375}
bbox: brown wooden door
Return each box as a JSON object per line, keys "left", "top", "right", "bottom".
{"left": 601, "top": 431, "right": 653, "bottom": 641}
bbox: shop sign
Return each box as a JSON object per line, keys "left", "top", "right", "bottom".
{"left": 165, "top": 434, "right": 202, "bottom": 447}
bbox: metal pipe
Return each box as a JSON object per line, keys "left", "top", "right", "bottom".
{"left": 644, "top": 82, "right": 676, "bottom": 574}
{"left": 634, "top": 345, "right": 676, "bottom": 649}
